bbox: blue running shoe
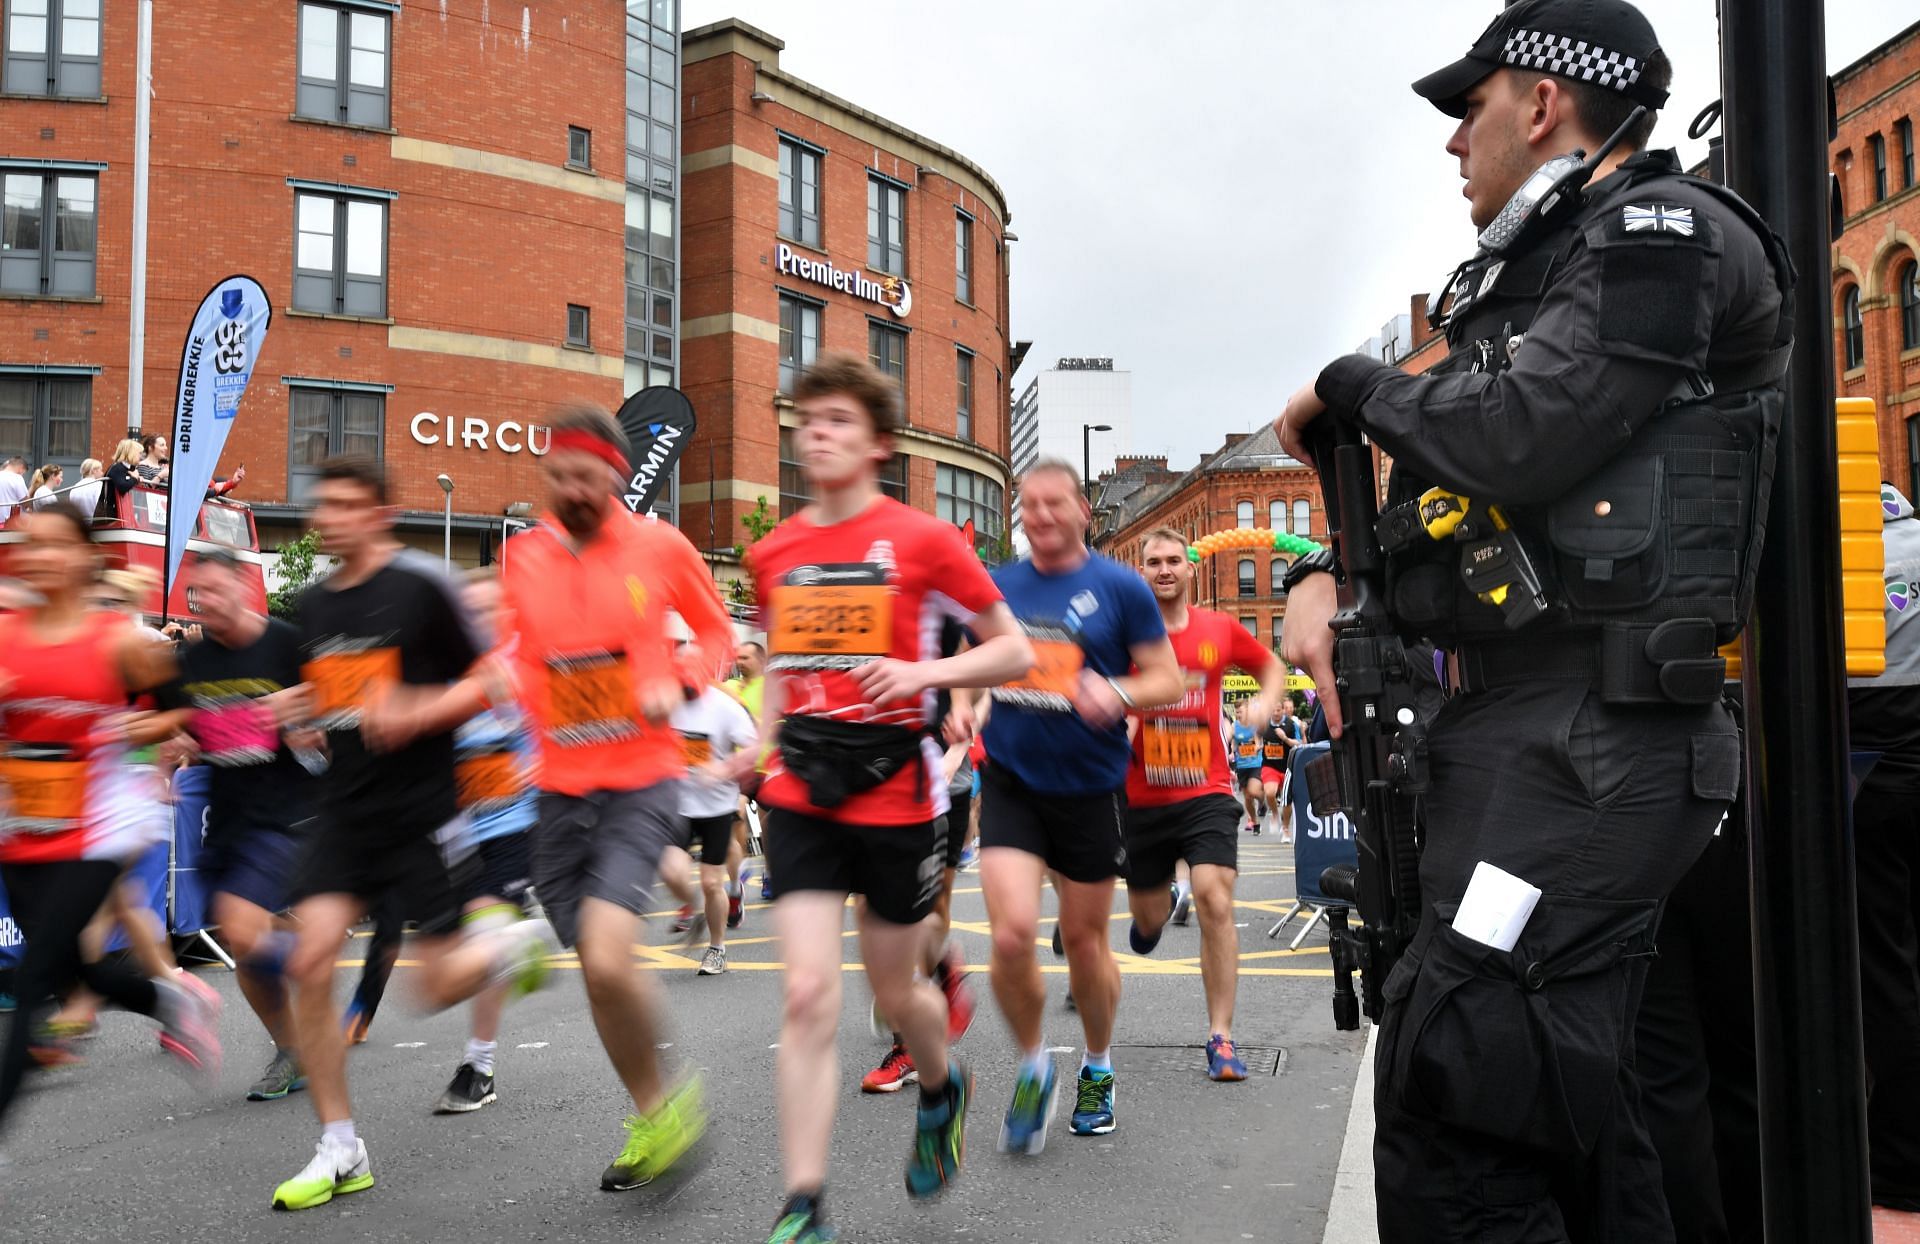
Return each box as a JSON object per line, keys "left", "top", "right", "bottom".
{"left": 904, "top": 1056, "right": 971, "bottom": 1199}
{"left": 998, "top": 1060, "right": 1058, "bottom": 1155}
{"left": 1069, "top": 1066, "right": 1116, "bottom": 1135}
{"left": 767, "top": 1193, "right": 837, "bottom": 1242}
{"left": 1207, "top": 1034, "right": 1248, "bottom": 1082}
{"left": 1128, "top": 918, "right": 1162, "bottom": 956}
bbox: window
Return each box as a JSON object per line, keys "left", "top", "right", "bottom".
{"left": 1911, "top": 417, "right": 1920, "bottom": 511}
{"left": 1237, "top": 558, "right": 1256, "bottom": 597}
{"left": 868, "top": 320, "right": 907, "bottom": 390}
{"left": 566, "top": 303, "right": 590, "bottom": 348}
{"left": 778, "top": 138, "right": 822, "bottom": 248}
{"left": 1271, "top": 615, "right": 1283, "bottom": 650}
{"left": 1843, "top": 285, "right": 1865, "bottom": 371}
{"left": 1901, "top": 118, "right": 1917, "bottom": 191}
{"left": 879, "top": 453, "right": 908, "bottom": 505}
{"left": 296, "top": 3, "right": 389, "bottom": 129}
{"left": 1268, "top": 499, "right": 1284, "bottom": 529}
{"left": 293, "top": 190, "right": 387, "bottom": 317}
{"left": 956, "top": 349, "right": 973, "bottom": 441}
{"left": 1, "top": 171, "right": 94, "bottom": 297}
{"left": 1903, "top": 261, "right": 1920, "bottom": 352}
{"left": 1241, "top": 616, "right": 1257, "bottom": 637}
{"left": 1293, "top": 499, "right": 1311, "bottom": 535}
{"left": 1271, "top": 558, "right": 1285, "bottom": 596}
{"left": 568, "top": 126, "right": 592, "bottom": 169}
{"left": 955, "top": 211, "right": 973, "bottom": 304}
{"left": 0, "top": 372, "right": 88, "bottom": 470}
{"left": 3, "top": 0, "right": 99, "bottom": 97}
{"left": 1235, "top": 500, "right": 1253, "bottom": 527}
{"left": 1872, "top": 133, "right": 1889, "bottom": 202}
{"left": 778, "top": 293, "right": 821, "bottom": 394}
{"left": 778, "top": 426, "right": 808, "bottom": 520}
{"left": 867, "top": 174, "right": 905, "bottom": 275}
{"left": 288, "top": 384, "right": 384, "bottom": 502}
{"left": 937, "top": 464, "right": 1006, "bottom": 552}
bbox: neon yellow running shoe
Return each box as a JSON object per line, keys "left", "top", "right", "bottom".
{"left": 599, "top": 1073, "right": 707, "bottom": 1191}
{"left": 271, "top": 1137, "right": 374, "bottom": 1211}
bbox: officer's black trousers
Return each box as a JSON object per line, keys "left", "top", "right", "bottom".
{"left": 1855, "top": 775, "right": 1920, "bottom": 1211}
{"left": 1373, "top": 679, "right": 1738, "bottom": 1244}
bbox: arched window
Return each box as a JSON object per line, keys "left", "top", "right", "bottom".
{"left": 1268, "top": 498, "right": 1284, "bottom": 529}
{"left": 1237, "top": 558, "right": 1256, "bottom": 597}
{"left": 1902, "top": 260, "right": 1920, "bottom": 352}
{"left": 1843, "top": 285, "right": 1865, "bottom": 371}
{"left": 1236, "top": 500, "right": 1254, "bottom": 527}
{"left": 1270, "top": 557, "right": 1285, "bottom": 595}
{"left": 1292, "top": 499, "right": 1311, "bottom": 535}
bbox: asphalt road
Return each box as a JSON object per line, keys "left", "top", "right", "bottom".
{"left": 1, "top": 836, "right": 1367, "bottom": 1244}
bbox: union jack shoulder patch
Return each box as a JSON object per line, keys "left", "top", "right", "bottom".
{"left": 1622, "top": 204, "right": 1695, "bottom": 236}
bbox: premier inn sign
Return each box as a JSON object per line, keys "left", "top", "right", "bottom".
{"left": 775, "top": 243, "right": 912, "bottom": 319}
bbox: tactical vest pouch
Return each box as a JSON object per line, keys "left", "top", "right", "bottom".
{"left": 1379, "top": 895, "right": 1659, "bottom": 1156}
{"left": 1547, "top": 455, "right": 1666, "bottom": 611}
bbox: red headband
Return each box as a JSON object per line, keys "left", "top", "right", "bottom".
{"left": 548, "top": 428, "right": 629, "bottom": 474}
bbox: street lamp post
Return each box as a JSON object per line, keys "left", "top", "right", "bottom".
{"left": 436, "top": 473, "right": 454, "bottom": 572}
{"left": 1081, "top": 422, "right": 1113, "bottom": 502}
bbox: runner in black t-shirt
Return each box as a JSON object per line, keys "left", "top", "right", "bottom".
{"left": 267, "top": 457, "right": 557, "bottom": 1214}
{"left": 171, "top": 548, "right": 317, "bottom": 1103}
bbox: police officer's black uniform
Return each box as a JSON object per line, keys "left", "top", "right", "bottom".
{"left": 1302, "top": 2, "right": 1793, "bottom": 1239}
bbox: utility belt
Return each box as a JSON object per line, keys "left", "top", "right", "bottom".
{"left": 777, "top": 713, "right": 928, "bottom": 809}
{"left": 1453, "top": 618, "right": 1725, "bottom": 706}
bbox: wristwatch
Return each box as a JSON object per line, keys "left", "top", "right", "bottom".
{"left": 1281, "top": 546, "right": 1338, "bottom": 594}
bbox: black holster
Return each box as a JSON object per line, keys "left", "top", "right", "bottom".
{"left": 776, "top": 714, "right": 926, "bottom": 809}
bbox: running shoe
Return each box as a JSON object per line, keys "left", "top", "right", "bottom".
{"left": 1050, "top": 923, "right": 1064, "bottom": 958}
{"left": 862, "top": 1043, "right": 918, "bottom": 1093}
{"left": 1064, "top": 988, "right": 1077, "bottom": 1013}
{"left": 767, "top": 1194, "right": 837, "bottom": 1243}
{"left": 1171, "top": 882, "right": 1193, "bottom": 927}
{"left": 1128, "top": 917, "right": 1163, "bottom": 957}
{"left": 247, "top": 1048, "right": 307, "bottom": 1101}
{"left": 761, "top": 872, "right": 774, "bottom": 901}
{"left": 681, "top": 909, "right": 709, "bottom": 951}
{"left": 1242, "top": 817, "right": 1259, "bottom": 834}
{"left": 434, "top": 1062, "right": 498, "bottom": 1113}
{"left": 28, "top": 1027, "right": 83, "bottom": 1069}
{"left": 937, "top": 945, "right": 975, "bottom": 1043}
{"left": 1207, "top": 1034, "right": 1248, "bottom": 1082}
{"left": 671, "top": 904, "right": 693, "bottom": 935}
{"left": 727, "top": 887, "right": 744, "bottom": 929}
{"left": 958, "top": 844, "right": 979, "bottom": 870}
{"left": 271, "top": 1136, "right": 374, "bottom": 1211}
{"left": 1069, "top": 1066, "right": 1117, "bottom": 1135}
{"left": 45, "top": 1018, "right": 99, "bottom": 1042}
{"left": 998, "top": 1059, "right": 1058, "bottom": 1155}
{"left": 342, "top": 999, "right": 372, "bottom": 1046}
{"left": 490, "top": 917, "right": 559, "bottom": 1001}
{"left": 905, "top": 1056, "right": 971, "bottom": 1199}
{"left": 601, "top": 1073, "right": 707, "bottom": 1190}
{"left": 158, "top": 972, "right": 223, "bottom": 1086}
{"left": 698, "top": 946, "right": 728, "bottom": 976}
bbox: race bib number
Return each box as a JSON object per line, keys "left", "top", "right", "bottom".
{"left": 0, "top": 751, "right": 87, "bottom": 830}
{"left": 679, "top": 732, "right": 713, "bottom": 768}
{"left": 1264, "top": 740, "right": 1287, "bottom": 762}
{"left": 303, "top": 648, "right": 401, "bottom": 730}
{"left": 1236, "top": 741, "right": 1260, "bottom": 763}
{"left": 546, "top": 650, "right": 640, "bottom": 749}
{"left": 769, "top": 564, "right": 893, "bottom": 668}
{"left": 993, "top": 624, "right": 1084, "bottom": 713}
{"left": 455, "top": 748, "right": 524, "bottom": 811}
{"left": 1142, "top": 718, "right": 1210, "bottom": 788}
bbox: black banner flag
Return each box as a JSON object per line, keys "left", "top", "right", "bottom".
{"left": 614, "top": 387, "right": 697, "bottom": 515}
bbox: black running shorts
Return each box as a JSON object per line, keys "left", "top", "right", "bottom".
{"left": 683, "top": 813, "right": 735, "bottom": 868}
{"left": 1123, "top": 793, "right": 1241, "bottom": 889}
{"left": 977, "top": 763, "right": 1127, "bottom": 884}
{"left": 763, "top": 807, "right": 946, "bottom": 926}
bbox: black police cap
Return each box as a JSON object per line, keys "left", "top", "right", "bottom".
{"left": 1412, "top": 0, "right": 1669, "bottom": 118}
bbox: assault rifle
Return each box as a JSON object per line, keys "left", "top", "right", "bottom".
{"left": 1302, "top": 416, "right": 1427, "bottom": 1031}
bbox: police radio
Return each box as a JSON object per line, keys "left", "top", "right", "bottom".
{"left": 1474, "top": 105, "right": 1648, "bottom": 257}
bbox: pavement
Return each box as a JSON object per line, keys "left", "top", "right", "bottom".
{"left": 0, "top": 835, "right": 1370, "bottom": 1244}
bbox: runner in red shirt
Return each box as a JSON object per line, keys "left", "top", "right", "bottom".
{"left": 737, "top": 354, "right": 1032, "bottom": 1244}
{"left": 1122, "top": 527, "right": 1286, "bottom": 1080}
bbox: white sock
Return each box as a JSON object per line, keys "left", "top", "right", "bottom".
{"left": 323, "top": 1119, "right": 356, "bottom": 1147}
{"left": 1083, "top": 1048, "right": 1112, "bottom": 1073}
{"left": 1021, "top": 1045, "right": 1051, "bottom": 1079}
{"left": 464, "top": 1038, "right": 497, "bottom": 1077}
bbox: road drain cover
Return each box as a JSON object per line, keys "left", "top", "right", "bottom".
{"left": 1110, "top": 1044, "right": 1286, "bottom": 1076}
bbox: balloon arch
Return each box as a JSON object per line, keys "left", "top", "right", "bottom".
{"left": 1186, "top": 528, "right": 1324, "bottom": 562}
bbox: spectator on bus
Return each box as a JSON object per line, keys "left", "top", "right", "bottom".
{"left": 136, "top": 436, "right": 169, "bottom": 486}
{"left": 0, "top": 456, "right": 26, "bottom": 523}
{"left": 28, "top": 464, "right": 63, "bottom": 511}
{"left": 105, "top": 440, "right": 144, "bottom": 509}
{"left": 67, "top": 459, "right": 105, "bottom": 519}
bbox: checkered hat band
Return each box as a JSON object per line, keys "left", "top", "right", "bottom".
{"left": 1502, "top": 28, "right": 1643, "bottom": 91}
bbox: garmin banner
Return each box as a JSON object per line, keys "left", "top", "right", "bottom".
{"left": 615, "top": 387, "right": 697, "bottom": 515}
{"left": 1289, "top": 742, "right": 1359, "bottom": 907}
{"left": 165, "top": 275, "right": 273, "bottom": 603}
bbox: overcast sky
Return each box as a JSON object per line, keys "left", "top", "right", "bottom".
{"left": 685, "top": 0, "right": 1914, "bottom": 472}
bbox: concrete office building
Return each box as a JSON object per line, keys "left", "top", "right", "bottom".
{"left": 1009, "top": 355, "right": 1131, "bottom": 541}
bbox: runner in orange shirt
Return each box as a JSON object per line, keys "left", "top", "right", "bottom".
{"left": 374, "top": 403, "right": 734, "bottom": 1193}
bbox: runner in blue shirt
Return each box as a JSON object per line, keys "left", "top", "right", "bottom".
{"left": 971, "top": 460, "right": 1183, "bottom": 1149}
{"left": 1230, "top": 717, "right": 1264, "bottom": 832}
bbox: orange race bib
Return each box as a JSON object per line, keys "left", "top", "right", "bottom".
{"left": 303, "top": 648, "right": 401, "bottom": 729}
{"left": 1142, "top": 718, "right": 1210, "bottom": 788}
{"left": 1264, "top": 740, "right": 1287, "bottom": 762}
{"left": 546, "top": 650, "right": 640, "bottom": 749}
{"left": 679, "top": 732, "right": 714, "bottom": 768}
{"left": 1236, "top": 741, "right": 1260, "bottom": 761}
{"left": 993, "top": 625, "right": 1084, "bottom": 713}
{"left": 0, "top": 752, "right": 88, "bottom": 829}
{"left": 455, "top": 749, "right": 524, "bottom": 811}
{"left": 769, "top": 564, "right": 894, "bottom": 666}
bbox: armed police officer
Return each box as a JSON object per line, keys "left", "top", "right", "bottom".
{"left": 1275, "top": 1, "right": 1793, "bottom": 1239}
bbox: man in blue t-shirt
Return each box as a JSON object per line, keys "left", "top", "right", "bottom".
{"left": 972, "top": 460, "right": 1183, "bottom": 1150}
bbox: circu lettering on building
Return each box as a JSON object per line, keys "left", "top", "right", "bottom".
{"left": 774, "top": 244, "right": 912, "bottom": 318}
{"left": 410, "top": 412, "right": 550, "bottom": 454}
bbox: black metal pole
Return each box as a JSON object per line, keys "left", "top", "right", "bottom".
{"left": 1720, "top": 2, "right": 1871, "bottom": 1239}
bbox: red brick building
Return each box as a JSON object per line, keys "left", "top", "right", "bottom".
{"left": 1, "top": 0, "right": 635, "bottom": 557}
{"left": 1833, "top": 19, "right": 1920, "bottom": 498}
{"left": 1093, "top": 429, "right": 1324, "bottom": 653}
{"left": 679, "top": 19, "right": 1014, "bottom": 576}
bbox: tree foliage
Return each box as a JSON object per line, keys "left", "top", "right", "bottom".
{"left": 267, "top": 529, "right": 325, "bottom": 619}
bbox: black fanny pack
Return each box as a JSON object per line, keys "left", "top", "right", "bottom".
{"left": 778, "top": 714, "right": 926, "bottom": 809}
